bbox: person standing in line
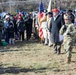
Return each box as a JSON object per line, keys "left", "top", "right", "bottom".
{"left": 40, "top": 10, "right": 48, "bottom": 45}
{"left": 49, "top": 8, "right": 63, "bottom": 54}
{"left": 47, "top": 12, "right": 53, "bottom": 47}
{"left": 8, "top": 23, "right": 15, "bottom": 45}
{"left": 4, "top": 15, "right": 14, "bottom": 43}
{"left": 66, "top": 9, "right": 75, "bottom": 23}
{"left": 60, "top": 14, "right": 76, "bottom": 63}
{"left": 25, "top": 14, "right": 33, "bottom": 41}
{"left": 0, "top": 16, "right": 4, "bottom": 45}
{"left": 17, "top": 17, "right": 25, "bottom": 41}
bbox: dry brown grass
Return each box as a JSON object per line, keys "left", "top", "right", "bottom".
{"left": 0, "top": 40, "right": 76, "bottom": 75}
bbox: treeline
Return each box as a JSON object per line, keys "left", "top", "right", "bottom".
{"left": 0, "top": 0, "right": 76, "bottom": 13}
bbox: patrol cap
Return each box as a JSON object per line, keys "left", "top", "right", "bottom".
{"left": 66, "top": 9, "right": 72, "bottom": 13}
{"left": 64, "top": 14, "right": 71, "bottom": 20}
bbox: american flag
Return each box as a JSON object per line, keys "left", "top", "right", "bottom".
{"left": 38, "top": 0, "right": 44, "bottom": 39}
{"left": 39, "top": 0, "right": 44, "bottom": 13}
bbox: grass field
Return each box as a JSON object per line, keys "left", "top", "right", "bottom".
{"left": 0, "top": 40, "right": 76, "bottom": 75}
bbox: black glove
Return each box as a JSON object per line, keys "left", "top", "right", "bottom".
{"left": 63, "top": 25, "right": 67, "bottom": 31}
{"left": 67, "top": 32, "right": 71, "bottom": 36}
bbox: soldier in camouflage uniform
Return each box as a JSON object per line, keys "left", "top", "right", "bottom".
{"left": 0, "top": 16, "right": 4, "bottom": 45}
{"left": 60, "top": 14, "right": 76, "bottom": 64}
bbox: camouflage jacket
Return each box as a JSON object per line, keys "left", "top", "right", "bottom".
{"left": 60, "top": 23, "right": 76, "bottom": 42}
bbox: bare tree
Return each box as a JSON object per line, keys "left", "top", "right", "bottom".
{"left": 0, "top": 0, "right": 76, "bottom": 13}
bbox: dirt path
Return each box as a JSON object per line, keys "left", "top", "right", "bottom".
{"left": 0, "top": 40, "right": 76, "bottom": 75}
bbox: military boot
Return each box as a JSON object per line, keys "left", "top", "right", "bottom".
{"left": 57, "top": 47, "right": 61, "bottom": 55}
{"left": 53, "top": 44, "right": 57, "bottom": 54}
{"left": 67, "top": 57, "right": 71, "bottom": 64}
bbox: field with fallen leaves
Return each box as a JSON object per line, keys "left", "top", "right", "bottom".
{"left": 0, "top": 40, "right": 76, "bottom": 75}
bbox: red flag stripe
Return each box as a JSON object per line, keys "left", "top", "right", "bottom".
{"left": 39, "top": 28, "right": 44, "bottom": 39}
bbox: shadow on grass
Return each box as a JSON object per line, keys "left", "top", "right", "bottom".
{"left": 72, "top": 52, "right": 76, "bottom": 54}
{"left": 0, "top": 49, "right": 20, "bottom": 53}
{"left": 0, "top": 66, "right": 47, "bottom": 74}
{"left": 0, "top": 40, "right": 39, "bottom": 53}
{"left": 61, "top": 51, "right": 76, "bottom": 55}
{"left": 0, "top": 66, "right": 76, "bottom": 74}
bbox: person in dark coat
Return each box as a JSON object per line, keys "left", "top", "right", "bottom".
{"left": 25, "top": 14, "right": 33, "bottom": 41}
{"left": 49, "top": 8, "right": 63, "bottom": 54}
{"left": 0, "top": 16, "right": 4, "bottom": 45}
{"left": 17, "top": 17, "right": 25, "bottom": 41}
{"left": 13, "top": 16, "right": 17, "bottom": 35}
{"left": 4, "top": 15, "right": 14, "bottom": 43}
{"left": 8, "top": 23, "right": 15, "bottom": 44}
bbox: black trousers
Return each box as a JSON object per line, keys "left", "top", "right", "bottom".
{"left": 26, "top": 30, "right": 32, "bottom": 41}
{"left": 19, "top": 31, "right": 24, "bottom": 41}
{"left": 54, "top": 42, "right": 62, "bottom": 54}
{"left": 0, "top": 32, "right": 1, "bottom": 45}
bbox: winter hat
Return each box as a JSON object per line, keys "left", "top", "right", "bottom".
{"left": 66, "top": 9, "right": 72, "bottom": 13}
{"left": 52, "top": 8, "right": 59, "bottom": 12}
{"left": 64, "top": 14, "right": 72, "bottom": 20}
{"left": 5, "top": 15, "right": 10, "bottom": 19}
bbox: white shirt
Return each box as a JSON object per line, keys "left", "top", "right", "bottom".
{"left": 53, "top": 14, "right": 59, "bottom": 21}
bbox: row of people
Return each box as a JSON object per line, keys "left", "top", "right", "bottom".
{"left": 0, "top": 12, "right": 33, "bottom": 45}
{"left": 37, "top": 8, "right": 76, "bottom": 64}
{"left": 0, "top": 9, "right": 76, "bottom": 64}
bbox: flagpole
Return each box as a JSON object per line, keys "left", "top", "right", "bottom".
{"left": 9, "top": 0, "right": 12, "bottom": 13}
{"left": 54, "top": 0, "right": 57, "bottom": 8}
{"left": 47, "top": 0, "right": 52, "bottom": 12}
{"left": 32, "top": 13, "right": 35, "bottom": 33}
